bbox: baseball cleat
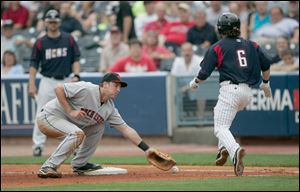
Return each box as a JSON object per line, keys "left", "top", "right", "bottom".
{"left": 215, "top": 146, "right": 229, "bottom": 166}
{"left": 233, "top": 147, "right": 246, "bottom": 176}
{"left": 33, "top": 147, "right": 42, "bottom": 157}
{"left": 73, "top": 163, "right": 103, "bottom": 174}
{"left": 37, "top": 167, "right": 62, "bottom": 178}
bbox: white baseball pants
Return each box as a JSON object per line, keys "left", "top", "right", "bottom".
{"left": 32, "top": 76, "right": 66, "bottom": 150}
{"left": 214, "top": 81, "right": 252, "bottom": 160}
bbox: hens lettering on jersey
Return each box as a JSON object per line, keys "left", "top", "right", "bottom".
{"left": 81, "top": 108, "right": 104, "bottom": 125}
{"left": 45, "top": 48, "right": 67, "bottom": 60}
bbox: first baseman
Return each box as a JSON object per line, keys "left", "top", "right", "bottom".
{"left": 28, "top": 9, "right": 81, "bottom": 157}
{"left": 36, "top": 73, "right": 155, "bottom": 178}
{"left": 189, "top": 13, "right": 273, "bottom": 176}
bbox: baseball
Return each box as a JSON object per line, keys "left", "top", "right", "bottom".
{"left": 171, "top": 166, "right": 179, "bottom": 174}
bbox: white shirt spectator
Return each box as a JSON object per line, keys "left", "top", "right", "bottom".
{"left": 1, "top": 64, "right": 24, "bottom": 76}
{"left": 171, "top": 55, "right": 203, "bottom": 76}
{"left": 254, "top": 17, "right": 299, "bottom": 39}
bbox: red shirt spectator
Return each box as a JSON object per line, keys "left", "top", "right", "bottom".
{"left": 143, "top": 2, "right": 169, "bottom": 35}
{"left": 109, "top": 39, "right": 157, "bottom": 73}
{"left": 142, "top": 30, "right": 175, "bottom": 67}
{"left": 109, "top": 54, "right": 157, "bottom": 73}
{"left": 144, "top": 18, "right": 168, "bottom": 34}
{"left": 160, "top": 21, "right": 194, "bottom": 45}
{"left": 2, "top": 2, "right": 29, "bottom": 29}
{"left": 159, "top": 3, "right": 194, "bottom": 45}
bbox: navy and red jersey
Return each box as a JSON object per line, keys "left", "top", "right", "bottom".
{"left": 197, "top": 37, "right": 272, "bottom": 86}
{"left": 30, "top": 32, "right": 80, "bottom": 77}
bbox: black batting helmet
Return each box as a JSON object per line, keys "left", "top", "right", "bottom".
{"left": 217, "top": 13, "right": 240, "bottom": 37}
{"left": 44, "top": 9, "right": 60, "bottom": 22}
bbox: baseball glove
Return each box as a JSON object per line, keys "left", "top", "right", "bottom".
{"left": 147, "top": 149, "right": 176, "bottom": 171}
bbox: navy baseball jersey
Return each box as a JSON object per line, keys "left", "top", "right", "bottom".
{"left": 197, "top": 37, "right": 272, "bottom": 85}
{"left": 30, "top": 32, "right": 80, "bottom": 77}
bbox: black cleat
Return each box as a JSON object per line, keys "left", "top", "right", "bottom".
{"left": 73, "top": 163, "right": 102, "bottom": 174}
{"left": 33, "top": 147, "right": 42, "bottom": 157}
{"left": 215, "top": 146, "right": 229, "bottom": 166}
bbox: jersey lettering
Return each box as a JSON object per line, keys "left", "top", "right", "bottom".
{"left": 45, "top": 48, "right": 67, "bottom": 60}
{"left": 237, "top": 50, "right": 247, "bottom": 67}
{"left": 81, "top": 108, "right": 104, "bottom": 124}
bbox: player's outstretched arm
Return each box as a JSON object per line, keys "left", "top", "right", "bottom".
{"left": 114, "top": 124, "right": 146, "bottom": 146}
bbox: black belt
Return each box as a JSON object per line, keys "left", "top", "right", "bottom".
{"left": 221, "top": 80, "right": 239, "bottom": 85}
{"left": 229, "top": 81, "right": 239, "bottom": 85}
{"left": 43, "top": 74, "right": 66, "bottom": 80}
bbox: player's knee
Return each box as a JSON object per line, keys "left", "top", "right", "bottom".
{"left": 214, "top": 125, "right": 230, "bottom": 137}
{"left": 75, "top": 130, "right": 85, "bottom": 145}
{"left": 214, "top": 128, "right": 220, "bottom": 137}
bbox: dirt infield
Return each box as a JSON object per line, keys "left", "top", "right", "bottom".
{"left": 1, "top": 164, "right": 298, "bottom": 189}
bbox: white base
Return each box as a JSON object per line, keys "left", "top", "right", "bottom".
{"left": 80, "top": 167, "right": 128, "bottom": 176}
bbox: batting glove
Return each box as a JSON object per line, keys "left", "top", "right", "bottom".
{"left": 189, "top": 77, "right": 200, "bottom": 91}
{"left": 259, "top": 81, "right": 272, "bottom": 98}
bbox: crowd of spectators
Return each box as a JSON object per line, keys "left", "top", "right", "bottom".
{"left": 1, "top": 1, "right": 299, "bottom": 77}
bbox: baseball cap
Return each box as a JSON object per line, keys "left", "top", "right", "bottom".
{"left": 178, "top": 3, "right": 190, "bottom": 11}
{"left": 101, "top": 73, "right": 128, "bottom": 88}
{"left": 44, "top": 9, "right": 61, "bottom": 22}
{"left": 110, "top": 26, "right": 121, "bottom": 33}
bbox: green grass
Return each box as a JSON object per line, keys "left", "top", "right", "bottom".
{"left": 3, "top": 176, "right": 299, "bottom": 191}
{"left": 1, "top": 153, "right": 299, "bottom": 167}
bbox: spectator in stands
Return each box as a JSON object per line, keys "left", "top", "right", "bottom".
{"left": 59, "top": 2, "right": 84, "bottom": 38}
{"left": 142, "top": 30, "right": 175, "bottom": 68}
{"left": 134, "top": 1, "right": 157, "bottom": 41}
{"left": 26, "top": 3, "right": 40, "bottom": 29}
{"left": 144, "top": 2, "right": 169, "bottom": 37}
{"left": 99, "top": 26, "right": 129, "bottom": 73}
{"left": 187, "top": 10, "right": 218, "bottom": 50}
{"left": 1, "top": 50, "right": 24, "bottom": 76}
{"left": 109, "top": 39, "right": 156, "bottom": 73}
{"left": 253, "top": 7, "right": 299, "bottom": 44}
{"left": 288, "top": 1, "right": 299, "bottom": 22}
{"left": 205, "top": 1, "right": 228, "bottom": 27}
{"left": 271, "top": 49, "right": 299, "bottom": 72}
{"left": 171, "top": 42, "right": 203, "bottom": 76}
{"left": 110, "top": 1, "right": 136, "bottom": 43}
{"left": 159, "top": 3, "right": 194, "bottom": 56}
{"left": 74, "top": 2, "right": 97, "bottom": 32}
{"left": 170, "top": 42, "right": 203, "bottom": 117}
{"left": 247, "top": 1, "right": 271, "bottom": 40}
{"left": 1, "top": 1, "right": 29, "bottom": 29}
{"left": 1, "top": 20, "right": 17, "bottom": 61}
{"left": 270, "top": 36, "right": 290, "bottom": 64}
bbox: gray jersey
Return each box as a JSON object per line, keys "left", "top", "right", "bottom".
{"left": 43, "top": 81, "right": 125, "bottom": 129}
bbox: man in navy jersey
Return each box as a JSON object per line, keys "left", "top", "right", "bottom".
{"left": 189, "top": 13, "right": 272, "bottom": 176}
{"left": 28, "top": 9, "right": 81, "bottom": 157}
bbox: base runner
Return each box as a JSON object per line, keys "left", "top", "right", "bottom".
{"left": 189, "top": 13, "right": 273, "bottom": 176}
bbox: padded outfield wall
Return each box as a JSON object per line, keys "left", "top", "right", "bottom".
{"left": 1, "top": 72, "right": 298, "bottom": 137}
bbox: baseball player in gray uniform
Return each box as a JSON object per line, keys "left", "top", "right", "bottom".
{"left": 36, "top": 73, "right": 154, "bottom": 178}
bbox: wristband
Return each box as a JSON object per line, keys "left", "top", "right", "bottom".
{"left": 138, "top": 141, "right": 150, "bottom": 151}
{"left": 262, "top": 79, "right": 269, "bottom": 83}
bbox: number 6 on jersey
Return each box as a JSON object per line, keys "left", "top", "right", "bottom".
{"left": 237, "top": 50, "right": 247, "bottom": 67}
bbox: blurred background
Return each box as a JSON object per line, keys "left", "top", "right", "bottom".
{"left": 1, "top": 1, "right": 299, "bottom": 152}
